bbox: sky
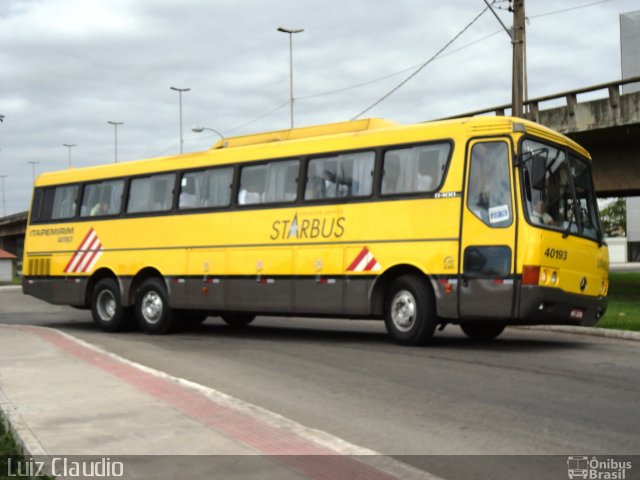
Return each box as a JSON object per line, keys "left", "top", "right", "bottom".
{"left": 0, "top": 0, "right": 639, "bottom": 216}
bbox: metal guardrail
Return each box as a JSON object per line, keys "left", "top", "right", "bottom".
{"left": 436, "top": 75, "right": 640, "bottom": 121}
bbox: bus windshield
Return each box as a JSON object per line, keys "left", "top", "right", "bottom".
{"left": 521, "top": 138, "right": 602, "bottom": 241}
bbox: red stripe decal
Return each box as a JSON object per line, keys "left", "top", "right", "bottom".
{"left": 364, "top": 258, "right": 378, "bottom": 271}
{"left": 79, "top": 241, "right": 102, "bottom": 273}
{"left": 64, "top": 228, "right": 95, "bottom": 272}
{"left": 347, "top": 247, "right": 369, "bottom": 271}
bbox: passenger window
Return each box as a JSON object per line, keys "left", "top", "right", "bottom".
{"left": 382, "top": 143, "right": 450, "bottom": 195}
{"left": 80, "top": 180, "right": 124, "bottom": 217}
{"left": 179, "top": 167, "right": 233, "bottom": 209}
{"left": 238, "top": 160, "right": 298, "bottom": 205}
{"left": 33, "top": 185, "right": 79, "bottom": 222}
{"left": 127, "top": 173, "right": 175, "bottom": 213}
{"left": 467, "top": 142, "right": 512, "bottom": 227}
{"left": 305, "top": 151, "right": 374, "bottom": 200}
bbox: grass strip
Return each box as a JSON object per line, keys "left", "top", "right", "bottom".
{"left": 596, "top": 272, "right": 640, "bottom": 331}
{"left": 0, "top": 414, "right": 54, "bottom": 480}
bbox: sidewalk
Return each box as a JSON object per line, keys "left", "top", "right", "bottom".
{"left": 0, "top": 325, "right": 433, "bottom": 480}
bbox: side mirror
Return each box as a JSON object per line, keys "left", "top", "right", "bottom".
{"left": 530, "top": 154, "right": 546, "bottom": 190}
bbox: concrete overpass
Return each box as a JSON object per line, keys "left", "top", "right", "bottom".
{"left": 0, "top": 211, "right": 27, "bottom": 272}
{"left": 441, "top": 75, "right": 640, "bottom": 197}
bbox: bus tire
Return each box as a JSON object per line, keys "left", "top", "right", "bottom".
{"left": 460, "top": 322, "right": 505, "bottom": 341}
{"left": 221, "top": 314, "right": 255, "bottom": 328}
{"left": 384, "top": 275, "right": 436, "bottom": 345}
{"left": 135, "top": 278, "right": 176, "bottom": 334}
{"left": 91, "top": 278, "right": 134, "bottom": 332}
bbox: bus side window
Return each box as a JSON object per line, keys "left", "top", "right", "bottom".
{"left": 381, "top": 143, "right": 450, "bottom": 195}
{"left": 127, "top": 173, "right": 175, "bottom": 213}
{"left": 238, "top": 165, "right": 266, "bottom": 205}
{"left": 47, "top": 185, "right": 79, "bottom": 220}
{"left": 264, "top": 160, "right": 299, "bottom": 203}
{"left": 204, "top": 167, "right": 233, "bottom": 207}
{"left": 467, "top": 142, "right": 512, "bottom": 227}
{"left": 81, "top": 180, "right": 124, "bottom": 217}
{"left": 305, "top": 152, "right": 374, "bottom": 200}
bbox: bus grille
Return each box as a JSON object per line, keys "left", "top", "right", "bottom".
{"left": 28, "top": 257, "right": 51, "bottom": 276}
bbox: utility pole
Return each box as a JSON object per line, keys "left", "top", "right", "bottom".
{"left": 511, "top": 0, "right": 526, "bottom": 118}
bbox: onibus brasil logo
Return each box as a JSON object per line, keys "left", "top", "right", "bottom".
{"left": 567, "top": 456, "right": 632, "bottom": 479}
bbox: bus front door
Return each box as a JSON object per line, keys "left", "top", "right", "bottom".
{"left": 459, "top": 139, "right": 517, "bottom": 319}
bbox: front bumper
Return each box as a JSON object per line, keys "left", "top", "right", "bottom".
{"left": 518, "top": 285, "right": 607, "bottom": 327}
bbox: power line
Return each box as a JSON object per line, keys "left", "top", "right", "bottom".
{"left": 225, "top": 101, "right": 289, "bottom": 134}
{"left": 351, "top": 6, "right": 490, "bottom": 120}
{"left": 530, "top": 0, "right": 618, "bottom": 19}
{"left": 208, "top": 0, "right": 625, "bottom": 135}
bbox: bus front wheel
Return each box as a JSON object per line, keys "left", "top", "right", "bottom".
{"left": 460, "top": 322, "right": 505, "bottom": 341}
{"left": 91, "top": 278, "right": 134, "bottom": 332}
{"left": 384, "top": 275, "right": 437, "bottom": 346}
{"left": 135, "top": 278, "right": 176, "bottom": 334}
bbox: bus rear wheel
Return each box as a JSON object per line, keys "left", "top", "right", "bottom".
{"left": 135, "top": 278, "right": 177, "bottom": 334}
{"left": 384, "top": 275, "right": 437, "bottom": 346}
{"left": 221, "top": 314, "right": 255, "bottom": 328}
{"left": 460, "top": 322, "right": 506, "bottom": 341}
{"left": 91, "top": 278, "right": 134, "bottom": 332}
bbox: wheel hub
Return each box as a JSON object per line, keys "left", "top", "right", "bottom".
{"left": 141, "top": 291, "right": 163, "bottom": 324}
{"left": 391, "top": 290, "right": 416, "bottom": 332}
{"left": 96, "top": 290, "right": 116, "bottom": 322}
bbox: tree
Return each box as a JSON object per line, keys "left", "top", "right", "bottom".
{"left": 599, "top": 198, "right": 626, "bottom": 237}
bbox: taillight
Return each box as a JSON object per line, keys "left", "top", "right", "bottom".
{"left": 522, "top": 265, "right": 541, "bottom": 285}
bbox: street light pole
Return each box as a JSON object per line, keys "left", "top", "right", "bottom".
{"left": 107, "top": 121, "right": 123, "bottom": 163}
{"left": 63, "top": 144, "right": 76, "bottom": 168}
{"left": 27, "top": 161, "right": 39, "bottom": 185}
{"left": 170, "top": 86, "right": 190, "bottom": 154}
{"left": 0, "top": 175, "right": 7, "bottom": 217}
{"left": 192, "top": 126, "right": 224, "bottom": 140}
{"left": 277, "top": 27, "right": 304, "bottom": 129}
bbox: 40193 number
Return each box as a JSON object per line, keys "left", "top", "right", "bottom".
{"left": 544, "top": 248, "right": 568, "bottom": 261}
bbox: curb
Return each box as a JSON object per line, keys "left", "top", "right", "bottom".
{"left": 0, "top": 388, "right": 49, "bottom": 457}
{"left": 516, "top": 325, "right": 640, "bottom": 342}
{"left": 0, "top": 285, "right": 21, "bottom": 291}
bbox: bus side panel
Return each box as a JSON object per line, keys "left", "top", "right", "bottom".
{"left": 185, "top": 249, "right": 226, "bottom": 310}
{"left": 226, "top": 247, "right": 293, "bottom": 312}
{"left": 294, "top": 247, "right": 344, "bottom": 314}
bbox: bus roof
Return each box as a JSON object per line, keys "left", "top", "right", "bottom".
{"left": 34, "top": 116, "right": 589, "bottom": 187}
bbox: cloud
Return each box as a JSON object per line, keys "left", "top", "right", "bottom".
{"left": 0, "top": 0, "right": 639, "bottom": 215}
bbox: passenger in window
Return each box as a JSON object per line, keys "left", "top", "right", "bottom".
{"left": 531, "top": 199, "right": 553, "bottom": 225}
{"left": 90, "top": 201, "right": 109, "bottom": 216}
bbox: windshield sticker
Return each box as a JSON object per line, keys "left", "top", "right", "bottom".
{"left": 489, "top": 205, "right": 510, "bottom": 224}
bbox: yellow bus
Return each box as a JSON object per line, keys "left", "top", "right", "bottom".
{"left": 22, "top": 116, "right": 609, "bottom": 345}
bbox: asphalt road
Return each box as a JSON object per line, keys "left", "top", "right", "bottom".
{"left": 1, "top": 287, "right": 639, "bottom": 479}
